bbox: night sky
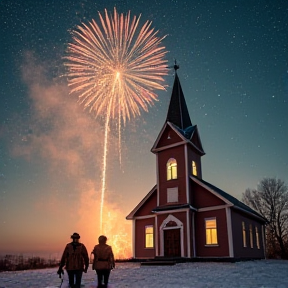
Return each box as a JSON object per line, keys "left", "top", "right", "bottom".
{"left": 1, "top": 0, "right": 287, "bottom": 256}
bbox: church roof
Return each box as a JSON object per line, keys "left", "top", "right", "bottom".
{"left": 126, "top": 177, "right": 266, "bottom": 222}
{"left": 151, "top": 72, "right": 205, "bottom": 154}
{"left": 190, "top": 176, "right": 266, "bottom": 222}
{"left": 151, "top": 121, "right": 205, "bottom": 155}
{"left": 166, "top": 73, "right": 192, "bottom": 130}
{"left": 168, "top": 122, "right": 196, "bottom": 141}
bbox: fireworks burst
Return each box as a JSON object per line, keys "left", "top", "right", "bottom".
{"left": 65, "top": 7, "right": 168, "bottom": 122}
{"left": 65, "top": 7, "right": 168, "bottom": 234}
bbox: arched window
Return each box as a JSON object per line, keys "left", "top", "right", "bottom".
{"left": 192, "top": 161, "right": 197, "bottom": 176}
{"left": 167, "top": 158, "right": 177, "bottom": 180}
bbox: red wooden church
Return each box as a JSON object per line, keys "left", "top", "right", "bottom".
{"left": 126, "top": 71, "right": 266, "bottom": 261}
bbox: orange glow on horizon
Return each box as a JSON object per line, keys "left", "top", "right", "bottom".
{"left": 101, "top": 204, "right": 132, "bottom": 259}
{"left": 77, "top": 182, "right": 132, "bottom": 260}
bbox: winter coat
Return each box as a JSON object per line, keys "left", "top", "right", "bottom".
{"left": 92, "top": 243, "right": 115, "bottom": 270}
{"left": 60, "top": 242, "right": 89, "bottom": 271}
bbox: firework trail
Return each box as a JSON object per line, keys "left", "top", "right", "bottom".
{"left": 65, "top": 7, "right": 168, "bottom": 233}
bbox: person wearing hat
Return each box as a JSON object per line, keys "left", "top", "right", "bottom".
{"left": 92, "top": 235, "right": 115, "bottom": 288}
{"left": 57, "top": 232, "right": 89, "bottom": 288}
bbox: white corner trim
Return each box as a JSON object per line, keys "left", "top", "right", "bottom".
{"left": 156, "top": 154, "right": 159, "bottom": 207}
{"left": 186, "top": 210, "right": 191, "bottom": 257}
{"left": 184, "top": 144, "right": 190, "bottom": 203}
{"left": 155, "top": 216, "right": 158, "bottom": 256}
{"left": 132, "top": 219, "right": 135, "bottom": 258}
{"left": 225, "top": 207, "right": 234, "bottom": 257}
{"left": 192, "top": 212, "right": 196, "bottom": 257}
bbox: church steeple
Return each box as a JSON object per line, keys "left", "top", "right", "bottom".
{"left": 166, "top": 71, "right": 192, "bottom": 130}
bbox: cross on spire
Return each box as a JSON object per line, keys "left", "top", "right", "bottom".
{"left": 173, "top": 59, "right": 179, "bottom": 72}
{"left": 166, "top": 69, "right": 192, "bottom": 130}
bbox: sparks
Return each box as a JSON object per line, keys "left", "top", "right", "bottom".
{"left": 65, "top": 7, "right": 168, "bottom": 234}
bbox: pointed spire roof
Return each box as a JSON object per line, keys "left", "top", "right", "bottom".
{"left": 166, "top": 72, "right": 192, "bottom": 130}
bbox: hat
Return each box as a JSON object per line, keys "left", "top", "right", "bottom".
{"left": 98, "top": 235, "right": 107, "bottom": 243}
{"left": 71, "top": 232, "right": 80, "bottom": 239}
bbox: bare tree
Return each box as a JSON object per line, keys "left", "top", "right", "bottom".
{"left": 242, "top": 177, "right": 288, "bottom": 259}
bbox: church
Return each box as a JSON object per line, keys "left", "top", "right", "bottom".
{"left": 126, "top": 70, "right": 266, "bottom": 261}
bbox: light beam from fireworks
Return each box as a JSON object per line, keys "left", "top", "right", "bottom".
{"left": 65, "top": 7, "right": 168, "bottom": 233}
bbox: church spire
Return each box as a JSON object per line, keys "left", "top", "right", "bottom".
{"left": 166, "top": 64, "right": 192, "bottom": 130}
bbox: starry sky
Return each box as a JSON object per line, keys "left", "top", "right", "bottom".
{"left": 1, "top": 0, "right": 288, "bottom": 257}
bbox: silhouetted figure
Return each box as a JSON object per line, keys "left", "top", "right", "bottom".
{"left": 92, "top": 235, "right": 115, "bottom": 288}
{"left": 57, "top": 232, "right": 89, "bottom": 288}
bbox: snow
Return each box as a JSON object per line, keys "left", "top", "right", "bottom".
{"left": 0, "top": 260, "right": 288, "bottom": 288}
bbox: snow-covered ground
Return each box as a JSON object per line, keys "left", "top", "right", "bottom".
{"left": 0, "top": 260, "right": 288, "bottom": 288}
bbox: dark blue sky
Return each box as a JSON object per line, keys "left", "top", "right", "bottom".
{"left": 1, "top": 0, "right": 287, "bottom": 254}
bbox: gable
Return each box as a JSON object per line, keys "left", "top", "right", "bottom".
{"left": 135, "top": 190, "right": 157, "bottom": 217}
{"left": 190, "top": 176, "right": 266, "bottom": 222}
{"left": 192, "top": 180, "right": 227, "bottom": 208}
{"left": 151, "top": 122, "right": 187, "bottom": 152}
{"left": 126, "top": 186, "right": 157, "bottom": 219}
{"left": 158, "top": 125, "right": 184, "bottom": 148}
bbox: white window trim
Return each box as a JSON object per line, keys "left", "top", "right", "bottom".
{"left": 145, "top": 225, "right": 154, "bottom": 249}
{"left": 167, "top": 158, "right": 177, "bottom": 180}
{"left": 185, "top": 144, "right": 190, "bottom": 203}
{"left": 205, "top": 217, "right": 218, "bottom": 246}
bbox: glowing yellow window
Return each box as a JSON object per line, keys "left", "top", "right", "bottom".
{"left": 145, "top": 226, "right": 154, "bottom": 248}
{"left": 192, "top": 161, "right": 197, "bottom": 176}
{"left": 255, "top": 226, "right": 260, "bottom": 249}
{"left": 167, "top": 158, "right": 177, "bottom": 180}
{"left": 249, "top": 224, "right": 254, "bottom": 248}
{"left": 242, "top": 222, "right": 247, "bottom": 247}
{"left": 205, "top": 218, "right": 218, "bottom": 245}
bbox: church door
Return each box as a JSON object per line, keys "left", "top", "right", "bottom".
{"left": 164, "top": 228, "right": 181, "bottom": 257}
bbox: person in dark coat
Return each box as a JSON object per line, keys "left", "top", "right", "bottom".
{"left": 57, "top": 232, "right": 89, "bottom": 288}
{"left": 92, "top": 235, "right": 115, "bottom": 288}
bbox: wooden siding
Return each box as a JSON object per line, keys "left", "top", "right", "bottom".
{"left": 231, "top": 208, "right": 265, "bottom": 259}
{"left": 134, "top": 190, "right": 157, "bottom": 217}
{"left": 187, "top": 145, "right": 202, "bottom": 179}
{"left": 195, "top": 209, "right": 229, "bottom": 257}
{"left": 191, "top": 181, "right": 226, "bottom": 208}
{"left": 156, "top": 125, "right": 183, "bottom": 148}
{"left": 158, "top": 146, "right": 188, "bottom": 205}
{"left": 134, "top": 218, "right": 156, "bottom": 258}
